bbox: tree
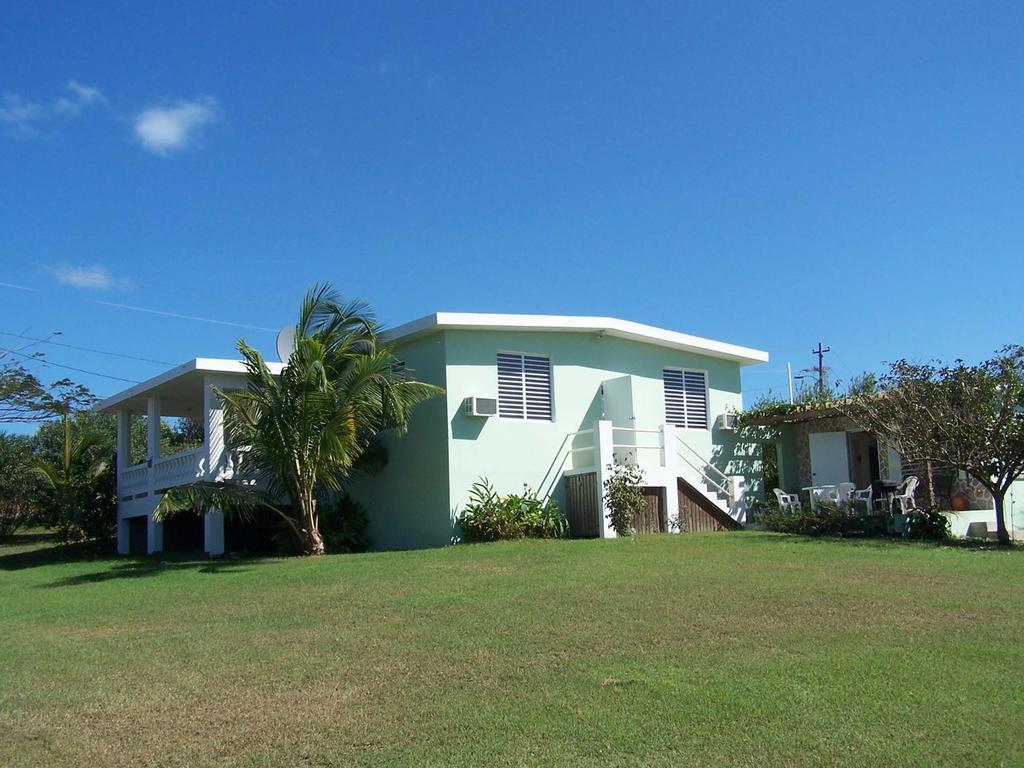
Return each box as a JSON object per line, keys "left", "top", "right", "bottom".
{"left": 0, "top": 434, "right": 46, "bottom": 540}
{"left": 31, "top": 384, "right": 117, "bottom": 544}
{"left": 842, "top": 346, "right": 1024, "bottom": 545}
{"left": 0, "top": 363, "right": 48, "bottom": 423}
{"left": 155, "top": 284, "right": 442, "bottom": 555}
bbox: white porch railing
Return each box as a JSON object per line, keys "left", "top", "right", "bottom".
{"left": 120, "top": 464, "right": 148, "bottom": 496}
{"left": 152, "top": 447, "right": 205, "bottom": 488}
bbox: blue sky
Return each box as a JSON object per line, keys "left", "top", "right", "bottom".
{"left": 1, "top": 2, "right": 1022, "bottom": 417}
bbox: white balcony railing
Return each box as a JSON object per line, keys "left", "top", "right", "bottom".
{"left": 152, "top": 448, "right": 205, "bottom": 488}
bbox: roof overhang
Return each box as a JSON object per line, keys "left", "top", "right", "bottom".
{"left": 95, "top": 358, "right": 284, "bottom": 415}
{"left": 384, "top": 312, "right": 769, "bottom": 366}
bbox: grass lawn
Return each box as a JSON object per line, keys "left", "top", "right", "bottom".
{"left": 1, "top": 531, "right": 1022, "bottom": 767}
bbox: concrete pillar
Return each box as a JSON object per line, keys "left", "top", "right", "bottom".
{"left": 660, "top": 424, "right": 681, "bottom": 532}
{"left": 203, "top": 376, "right": 225, "bottom": 556}
{"left": 115, "top": 410, "right": 131, "bottom": 555}
{"left": 146, "top": 397, "right": 163, "bottom": 555}
{"left": 728, "top": 475, "right": 747, "bottom": 526}
{"left": 594, "top": 420, "right": 616, "bottom": 538}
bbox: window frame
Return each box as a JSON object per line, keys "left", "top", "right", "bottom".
{"left": 662, "top": 366, "right": 710, "bottom": 431}
{"left": 495, "top": 350, "right": 555, "bottom": 423}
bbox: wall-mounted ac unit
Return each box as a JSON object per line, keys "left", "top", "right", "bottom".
{"left": 715, "top": 413, "right": 739, "bottom": 431}
{"left": 464, "top": 396, "right": 498, "bottom": 417}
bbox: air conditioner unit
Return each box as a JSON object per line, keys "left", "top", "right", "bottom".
{"left": 715, "top": 413, "right": 739, "bottom": 431}
{"left": 464, "top": 396, "right": 498, "bottom": 418}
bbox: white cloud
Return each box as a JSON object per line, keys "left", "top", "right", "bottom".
{"left": 0, "top": 81, "right": 105, "bottom": 138}
{"left": 133, "top": 96, "right": 221, "bottom": 155}
{"left": 52, "top": 80, "right": 107, "bottom": 115}
{"left": 50, "top": 264, "right": 132, "bottom": 291}
{"left": 0, "top": 94, "right": 44, "bottom": 138}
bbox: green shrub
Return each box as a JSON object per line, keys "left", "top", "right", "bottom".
{"left": 458, "top": 478, "right": 568, "bottom": 542}
{"left": 906, "top": 507, "right": 951, "bottom": 541}
{"left": 603, "top": 463, "right": 646, "bottom": 537}
{"left": 756, "top": 500, "right": 931, "bottom": 539}
{"left": 320, "top": 492, "right": 370, "bottom": 553}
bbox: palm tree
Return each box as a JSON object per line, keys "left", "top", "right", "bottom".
{"left": 154, "top": 284, "right": 442, "bottom": 555}
{"left": 33, "top": 409, "right": 111, "bottom": 543}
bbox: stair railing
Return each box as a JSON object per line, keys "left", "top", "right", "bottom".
{"left": 675, "top": 435, "right": 732, "bottom": 505}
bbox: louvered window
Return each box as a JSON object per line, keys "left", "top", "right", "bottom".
{"left": 663, "top": 369, "right": 708, "bottom": 429}
{"left": 497, "top": 353, "right": 553, "bottom": 421}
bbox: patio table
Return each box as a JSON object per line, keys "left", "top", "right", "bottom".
{"left": 803, "top": 485, "right": 838, "bottom": 510}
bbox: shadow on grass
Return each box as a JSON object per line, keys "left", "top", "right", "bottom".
{"left": 39, "top": 556, "right": 256, "bottom": 588}
{"left": 0, "top": 532, "right": 117, "bottom": 572}
{"left": 738, "top": 529, "right": 1021, "bottom": 552}
{"left": 0, "top": 530, "right": 267, "bottom": 586}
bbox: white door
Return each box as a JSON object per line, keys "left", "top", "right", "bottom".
{"left": 809, "top": 432, "right": 850, "bottom": 486}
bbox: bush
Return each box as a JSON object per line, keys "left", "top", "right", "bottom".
{"left": 906, "top": 507, "right": 951, "bottom": 541}
{"left": 756, "top": 498, "right": 948, "bottom": 541}
{"left": 320, "top": 492, "right": 370, "bottom": 553}
{"left": 458, "top": 478, "right": 568, "bottom": 542}
{"left": 603, "top": 463, "right": 646, "bottom": 537}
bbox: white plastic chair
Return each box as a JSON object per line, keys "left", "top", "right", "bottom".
{"left": 851, "top": 485, "right": 873, "bottom": 514}
{"left": 773, "top": 488, "right": 801, "bottom": 513}
{"left": 893, "top": 476, "right": 919, "bottom": 513}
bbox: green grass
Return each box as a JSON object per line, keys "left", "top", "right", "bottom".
{"left": 1, "top": 532, "right": 1022, "bottom": 767}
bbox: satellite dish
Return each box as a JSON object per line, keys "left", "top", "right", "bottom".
{"left": 276, "top": 326, "right": 296, "bottom": 362}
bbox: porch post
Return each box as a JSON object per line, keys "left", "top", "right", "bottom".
{"left": 661, "top": 424, "right": 681, "bottom": 532}
{"left": 203, "top": 375, "right": 225, "bottom": 556}
{"left": 116, "top": 409, "right": 131, "bottom": 555}
{"left": 594, "top": 420, "right": 616, "bottom": 538}
{"left": 146, "top": 397, "right": 163, "bottom": 554}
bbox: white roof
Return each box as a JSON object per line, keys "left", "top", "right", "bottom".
{"left": 385, "top": 312, "right": 769, "bottom": 365}
{"left": 97, "top": 313, "right": 767, "bottom": 412}
{"left": 96, "top": 358, "right": 285, "bottom": 414}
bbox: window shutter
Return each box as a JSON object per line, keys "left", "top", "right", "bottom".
{"left": 497, "top": 353, "right": 552, "bottom": 421}
{"left": 523, "top": 355, "right": 552, "bottom": 421}
{"left": 683, "top": 370, "right": 708, "bottom": 429}
{"left": 663, "top": 369, "right": 708, "bottom": 429}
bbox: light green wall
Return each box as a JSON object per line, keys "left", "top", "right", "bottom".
{"left": 442, "top": 329, "right": 752, "bottom": 525}
{"left": 346, "top": 333, "right": 452, "bottom": 550}
{"left": 351, "top": 328, "right": 759, "bottom": 550}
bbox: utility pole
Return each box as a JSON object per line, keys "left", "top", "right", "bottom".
{"left": 812, "top": 341, "right": 831, "bottom": 394}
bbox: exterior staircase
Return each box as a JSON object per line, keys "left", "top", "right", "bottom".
{"left": 676, "top": 476, "right": 742, "bottom": 531}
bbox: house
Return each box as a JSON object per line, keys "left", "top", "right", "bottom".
{"left": 747, "top": 402, "right": 1024, "bottom": 539}
{"left": 96, "top": 313, "right": 770, "bottom": 555}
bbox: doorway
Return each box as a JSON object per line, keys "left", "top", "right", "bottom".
{"left": 809, "top": 432, "right": 851, "bottom": 486}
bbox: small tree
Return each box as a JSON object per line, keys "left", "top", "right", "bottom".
{"left": 0, "top": 434, "right": 45, "bottom": 540}
{"left": 32, "top": 384, "right": 117, "bottom": 544}
{"left": 603, "top": 463, "right": 646, "bottom": 537}
{"left": 842, "top": 346, "right": 1024, "bottom": 545}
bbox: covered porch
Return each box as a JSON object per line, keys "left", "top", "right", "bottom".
{"left": 96, "top": 358, "right": 283, "bottom": 556}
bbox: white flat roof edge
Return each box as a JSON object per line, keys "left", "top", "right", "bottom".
{"left": 384, "top": 312, "right": 769, "bottom": 365}
{"left": 95, "top": 358, "right": 285, "bottom": 413}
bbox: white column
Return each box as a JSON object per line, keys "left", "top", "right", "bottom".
{"left": 146, "top": 397, "right": 163, "bottom": 554}
{"left": 660, "top": 424, "right": 681, "bottom": 532}
{"left": 116, "top": 410, "right": 131, "bottom": 554}
{"left": 594, "top": 419, "right": 616, "bottom": 538}
{"left": 728, "top": 475, "right": 747, "bottom": 526}
{"left": 203, "top": 376, "right": 225, "bottom": 556}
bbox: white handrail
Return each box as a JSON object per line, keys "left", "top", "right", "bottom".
{"left": 676, "top": 435, "right": 729, "bottom": 483}
{"left": 676, "top": 450, "right": 731, "bottom": 498}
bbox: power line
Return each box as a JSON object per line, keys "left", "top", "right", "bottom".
{"left": 0, "top": 331, "right": 174, "bottom": 366}
{"left": 89, "top": 299, "right": 277, "bottom": 333}
{"left": 0, "top": 347, "right": 140, "bottom": 384}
